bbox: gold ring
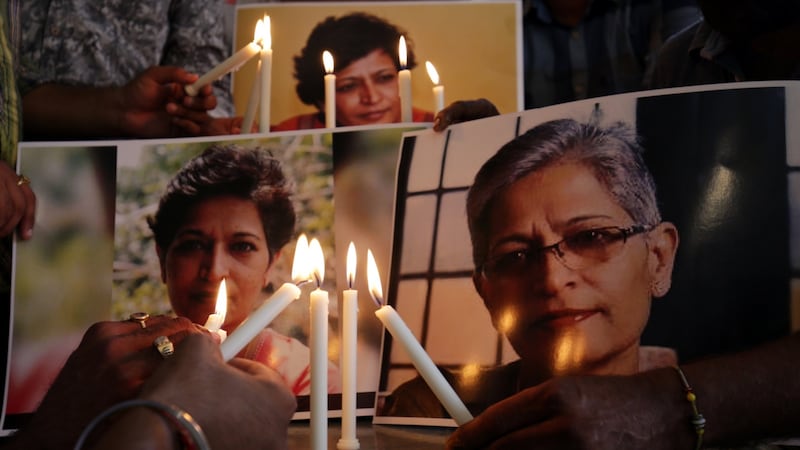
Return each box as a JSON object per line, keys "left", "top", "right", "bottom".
{"left": 16, "top": 174, "right": 30, "bottom": 187}
{"left": 129, "top": 312, "right": 150, "bottom": 329}
{"left": 154, "top": 336, "right": 174, "bottom": 358}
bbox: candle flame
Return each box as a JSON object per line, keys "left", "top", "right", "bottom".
{"left": 215, "top": 278, "right": 228, "bottom": 319}
{"left": 398, "top": 36, "right": 408, "bottom": 68}
{"left": 366, "top": 249, "right": 383, "bottom": 307}
{"left": 346, "top": 242, "right": 356, "bottom": 289}
{"left": 291, "top": 234, "right": 311, "bottom": 284}
{"left": 309, "top": 238, "right": 325, "bottom": 287}
{"left": 254, "top": 16, "right": 271, "bottom": 50}
{"left": 425, "top": 61, "right": 440, "bottom": 85}
{"left": 323, "top": 50, "right": 334, "bottom": 74}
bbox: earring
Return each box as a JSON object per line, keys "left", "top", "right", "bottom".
{"left": 651, "top": 280, "right": 669, "bottom": 297}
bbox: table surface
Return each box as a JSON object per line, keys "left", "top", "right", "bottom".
{"left": 288, "top": 419, "right": 454, "bottom": 450}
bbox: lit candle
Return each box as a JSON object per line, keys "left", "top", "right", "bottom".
{"left": 367, "top": 250, "right": 473, "bottom": 426}
{"left": 220, "top": 235, "right": 310, "bottom": 361}
{"left": 185, "top": 19, "right": 263, "bottom": 97}
{"left": 337, "top": 242, "right": 359, "bottom": 450}
{"left": 309, "top": 238, "right": 328, "bottom": 450}
{"left": 240, "top": 59, "right": 260, "bottom": 134}
{"left": 323, "top": 50, "right": 336, "bottom": 129}
{"left": 203, "top": 278, "right": 228, "bottom": 342}
{"left": 398, "top": 36, "right": 412, "bottom": 123}
{"left": 259, "top": 15, "right": 272, "bottom": 134}
{"left": 425, "top": 61, "right": 445, "bottom": 115}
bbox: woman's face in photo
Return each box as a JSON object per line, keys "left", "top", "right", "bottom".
{"left": 474, "top": 162, "right": 655, "bottom": 377}
{"left": 160, "top": 195, "right": 272, "bottom": 331}
{"left": 334, "top": 48, "right": 402, "bottom": 126}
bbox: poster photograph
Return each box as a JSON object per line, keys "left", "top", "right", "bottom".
{"left": 373, "top": 81, "right": 800, "bottom": 428}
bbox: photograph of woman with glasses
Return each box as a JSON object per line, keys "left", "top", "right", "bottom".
{"left": 380, "top": 118, "right": 679, "bottom": 417}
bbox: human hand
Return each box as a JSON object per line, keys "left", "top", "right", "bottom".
{"left": 167, "top": 108, "right": 249, "bottom": 136}
{"left": 433, "top": 98, "right": 500, "bottom": 132}
{"left": 15, "top": 316, "right": 201, "bottom": 449}
{"left": 445, "top": 372, "right": 692, "bottom": 450}
{"left": 140, "top": 334, "right": 297, "bottom": 450}
{"left": 119, "top": 66, "right": 217, "bottom": 138}
{"left": 0, "top": 161, "right": 36, "bottom": 239}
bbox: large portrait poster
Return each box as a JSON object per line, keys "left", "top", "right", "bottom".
{"left": 374, "top": 81, "right": 800, "bottom": 426}
{"left": 2, "top": 123, "right": 425, "bottom": 433}
{"left": 232, "top": 1, "right": 523, "bottom": 127}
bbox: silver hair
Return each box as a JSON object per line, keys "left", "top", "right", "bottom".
{"left": 466, "top": 118, "right": 661, "bottom": 269}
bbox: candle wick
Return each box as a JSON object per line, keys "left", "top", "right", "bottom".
{"left": 313, "top": 271, "right": 322, "bottom": 288}
{"left": 369, "top": 291, "right": 383, "bottom": 308}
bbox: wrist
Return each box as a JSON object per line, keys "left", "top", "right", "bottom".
{"left": 637, "top": 367, "right": 700, "bottom": 449}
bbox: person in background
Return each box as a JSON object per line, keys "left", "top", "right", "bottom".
{"left": 272, "top": 12, "right": 434, "bottom": 131}
{"left": 520, "top": 0, "right": 700, "bottom": 108}
{"left": 19, "top": 0, "right": 243, "bottom": 139}
{"left": 648, "top": 0, "right": 800, "bottom": 88}
{"left": 148, "top": 144, "right": 340, "bottom": 394}
{"left": 3, "top": 317, "right": 296, "bottom": 450}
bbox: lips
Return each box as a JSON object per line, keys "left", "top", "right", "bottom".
{"left": 532, "top": 309, "right": 601, "bottom": 329}
{"left": 359, "top": 108, "right": 390, "bottom": 122}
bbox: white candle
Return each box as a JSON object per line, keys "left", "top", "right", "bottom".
{"left": 308, "top": 238, "right": 328, "bottom": 450}
{"left": 398, "top": 36, "right": 412, "bottom": 122}
{"left": 240, "top": 60, "right": 260, "bottom": 134}
{"left": 323, "top": 50, "right": 336, "bottom": 129}
{"left": 203, "top": 279, "right": 228, "bottom": 342}
{"left": 425, "top": 61, "right": 445, "bottom": 115}
{"left": 185, "top": 20, "right": 264, "bottom": 97}
{"left": 366, "top": 250, "right": 473, "bottom": 426}
{"left": 220, "top": 235, "right": 310, "bottom": 361}
{"left": 337, "top": 242, "right": 359, "bottom": 450}
{"left": 259, "top": 15, "right": 272, "bottom": 134}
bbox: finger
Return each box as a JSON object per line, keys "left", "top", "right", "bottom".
{"left": 17, "top": 184, "right": 36, "bottom": 240}
{"left": 141, "top": 65, "right": 196, "bottom": 85}
{"left": 0, "top": 169, "right": 25, "bottom": 237}
{"left": 182, "top": 92, "right": 217, "bottom": 112}
{"left": 170, "top": 117, "right": 203, "bottom": 136}
{"left": 481, "top": 417, "right": 573, "bottom": 450}
{"left": 446, "top": 387, "right": 552, "bottom": 450}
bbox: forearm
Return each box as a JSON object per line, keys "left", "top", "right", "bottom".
{"left": 23, "top": 84, "right": 124, "bottom": 139}
{"left": 678, "top": 332, "right": 800, "bottom": 445}
{"left": 85, "top": 407, "right": 180, "bottom": 450}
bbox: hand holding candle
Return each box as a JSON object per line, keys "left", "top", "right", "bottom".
{"left": 337, "top": 242, "right": 359, "bottom": 450}
{"left": 203, "top": 278, "right": 228, "bottom": 342}
{"left": 220, "top": 235, "right": 310, "bottom": 361}
{"left": 185, "top": 18, "right": 265, "bottom": 97}
{"left": 323, "top": 50, "right": 336, "bottom": 129}
{"left": 425, "top": 61, "right": 445, "bottom": 115}
{"left": 398, "top": 36, "right": 412, "bottom": 122}
{"left": 308, "top": 238, "right": 329, "bottom": 450}
{"left": 367, "top": 250, "right": 473, "bottom": 426}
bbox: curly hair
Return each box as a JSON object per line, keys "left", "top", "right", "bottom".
{"left": 293, "top": 12, "right": 418, "bottom": 107}
{"left": 148, "top": 144, "right": 296, "bottom": 262}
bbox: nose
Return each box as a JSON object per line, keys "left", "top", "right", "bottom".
{"left": 532, "top": 248, "right": 575, "bottom": 295}
{"left": 200, "top": 245, "right": 230, "bottom": 281}
{"left": 359, "top": 80, "right": 381, "bottom": 105}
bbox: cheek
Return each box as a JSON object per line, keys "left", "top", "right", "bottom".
{"left": 336, "top": 92, "right": 359, "bottom": 113}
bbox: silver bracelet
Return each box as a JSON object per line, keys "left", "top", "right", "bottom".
{"left": 74, "top": 399, "right": 211, "bottom": 450}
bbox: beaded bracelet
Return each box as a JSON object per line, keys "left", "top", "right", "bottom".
{"left": 74, "top": 399, "right": 211, "bottom": 450}
{"left": 673, "top": 366, "right": 706, "bottom": 450}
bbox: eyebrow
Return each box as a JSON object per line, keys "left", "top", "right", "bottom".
{"left": 487, "top": 214, "right": 618, "bottom": 251}
{"left": 174, "top": 229, "right": 264, "bottom": 241}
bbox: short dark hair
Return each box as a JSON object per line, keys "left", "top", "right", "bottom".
{"left": 293, "top": 12, "right": 418, "bottom": 107}
{"left": 467, "top": 119, "right": 661, "bottom": 269}
{"left": 148, "top": 144, "right": 295, "bottom": 262}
